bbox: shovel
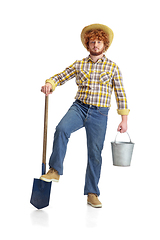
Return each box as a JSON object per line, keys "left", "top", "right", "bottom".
{"left": 30, "top": 95, "right": 52, "bottom": 209}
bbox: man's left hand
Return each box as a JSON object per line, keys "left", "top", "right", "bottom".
{"left": 117, "top": 115, "right": 128, "bottom": 133}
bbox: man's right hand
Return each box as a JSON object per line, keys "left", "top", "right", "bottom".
{"left": 41, "top": 83, "right": 53, "bottom": 96}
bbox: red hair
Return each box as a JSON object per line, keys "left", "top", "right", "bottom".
{"left": 84, "top": 29, "right": 110, "bottom": 51}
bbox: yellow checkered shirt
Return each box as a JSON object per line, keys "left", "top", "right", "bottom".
{"left": 46, "top": 55, "right": 130, "bottom": 115}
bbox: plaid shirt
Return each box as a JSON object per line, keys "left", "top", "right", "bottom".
{"left": 46, "top": 55, "right": 130, "bottom": 115}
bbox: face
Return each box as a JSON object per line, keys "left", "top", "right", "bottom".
{"left": 88, "top": 39, "right": 105, "bottom": 56}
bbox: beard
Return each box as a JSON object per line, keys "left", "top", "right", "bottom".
{"left": 89, "top": 48, "right": 105, "bottom": 56}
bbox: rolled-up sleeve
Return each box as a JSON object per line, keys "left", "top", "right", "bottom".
{"left": 113, "top": 66, "right": 130, "bottom": 115}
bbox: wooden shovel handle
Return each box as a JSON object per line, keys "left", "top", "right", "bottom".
{"left": 42, "top": 95, "right": 49, "bottom": 165}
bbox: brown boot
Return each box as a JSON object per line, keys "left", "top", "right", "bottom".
{"left": 87, "top": 193, "right": 102, "bottom": 208}
{"left": 40, "top": 168, "right": 60, "bottom": 182}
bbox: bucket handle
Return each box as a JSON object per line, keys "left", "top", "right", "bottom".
{"left": 114, "top": 132, "right": 132, "bottom": 143}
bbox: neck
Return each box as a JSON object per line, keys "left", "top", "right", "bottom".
{"left": 89, "top": 53, "right": 104, "bottom": 63}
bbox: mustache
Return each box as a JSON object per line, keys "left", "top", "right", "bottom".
{"left": 89, "top": 48, "right": 104, "bottom": 56}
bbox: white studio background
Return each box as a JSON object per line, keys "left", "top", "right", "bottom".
{"left": 0, "top": 0, "right": 160, "bottom": 239}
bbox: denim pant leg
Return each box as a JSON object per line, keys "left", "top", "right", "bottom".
{"left": 49, "top": 102, "right": 84, "bottom": 175}
{"left": 84, "top": 107, "right": 109, "bottom": 196}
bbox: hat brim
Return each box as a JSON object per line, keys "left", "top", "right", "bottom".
{"left": 81, "top": 23, "right": 114, "bottom": 50}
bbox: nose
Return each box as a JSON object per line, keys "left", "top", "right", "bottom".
{"left": 94, "top": 41, "right": 98, "bottom": 47}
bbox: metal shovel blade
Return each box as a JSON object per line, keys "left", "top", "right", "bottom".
{"left": 30, "top": 178, "right": 52, "bottom": 209}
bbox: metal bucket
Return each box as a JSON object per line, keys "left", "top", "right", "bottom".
{"left": 111, "top": 132, "right": 134, "bottom": 167}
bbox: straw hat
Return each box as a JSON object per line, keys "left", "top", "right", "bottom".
{"left": 81, "top": 23, "right": 114, "bottom": 50}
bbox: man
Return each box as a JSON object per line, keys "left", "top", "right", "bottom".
{"left": 40, "top": 23, "right": 130, "bottom": 208}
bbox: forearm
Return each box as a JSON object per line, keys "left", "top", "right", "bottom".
{"left": 121, "top": 115, "right": 128, "bottom": 122}
{"left": 46, "top": 62, "right": 76, "bottom": 87}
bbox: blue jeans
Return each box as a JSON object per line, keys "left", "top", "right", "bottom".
{"left": 49, "top": 100, "right": 109, "bottom": 196}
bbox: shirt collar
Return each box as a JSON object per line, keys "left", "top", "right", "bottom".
{"left": 86, "top": 55, "right": 107, "bottom": 63}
